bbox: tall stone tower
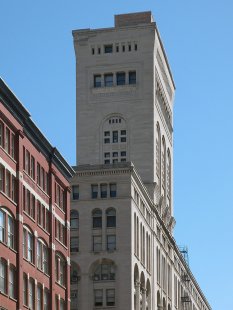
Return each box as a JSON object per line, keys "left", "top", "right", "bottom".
{"left": 70, "top": 12, "right": 211, "bottom": 310}
{"left": 73, "top": 11, "right": 175, "bottom": 218}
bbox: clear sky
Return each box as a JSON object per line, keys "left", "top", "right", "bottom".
{"left": 1, "top": 1, "right": 232, "bottom": 309}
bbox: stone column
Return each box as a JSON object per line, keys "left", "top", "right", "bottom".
{"left": 135, "top": 281, "right": 140, "bottom": 310}
{"left": 141, "top": 288, "right": 146, "bottom": 310}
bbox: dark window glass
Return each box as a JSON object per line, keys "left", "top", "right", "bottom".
{"left": 94, "top": 289, "right": 103, "bottom": 307}
{"left": 112, "top": 131, "right": 118, "bottom": 143}
{"left": 116, "top": 72, "right": 125, "bottom": 85}
{"left": 106, "top": 209, "right": 116, "bottom": 227}
{"left": 112, "top": 152, "right": 118, "bottom": 158}
{"left": 104, "top": 74, "right": 113, "bottom": 87}
{"left": 135, "top": 43, "right": 138, "bottom": 51}
{"left": 98, "top": 47, "right": 101, "bottom": 54}
{"left": 121, "top": 137, "right": 126, "bottom": 143}
{"left": 72, "top": 185, "right": 79, "bottom": 200}
{"left": 106, "top": 289, "right": 115, "bottom": 306}
{"left": 100, "top": 184, "right": 107, "bottom": 198}
{"left": 92, "top": 48, "right": 95, "bottom": 55}
{"left": 121, "top": 151, "right": 126, "bottom": 157}
{"left": 129, "top": 71, "right": 136, "bottom": 84}
{"left": 104, "top": 45, "right": 113, "bottom": 53}
{"left": 121, "top": 130, "right": 126, "bottom": 135}
{"left": 104, "top": 160, "right": 110, "bottom": 164}
{"left": 107, "top": 235, "right": 116, "bottom": 251}
{"left": 104, "top": 152, "right": 110, "bottom": 158}
{"left": 128, "top": 44, "right": 131, "bottom": 51}
{"left": 91, "top": 185, "right": 98, "bottom": 199}
{"left": 122, "top": 45, "right": 125, "bottom": 52}
{"left": 110, "top": 184, "right": 117, "bottom": 198}
{"left": 94, "top": 75, "right": 101, "bottom": 88}
{"left": 116, "top": 45, "right": 119, "bottom": 52}
{"left": 92, "top": 210, "right": 102, "bottom": 228}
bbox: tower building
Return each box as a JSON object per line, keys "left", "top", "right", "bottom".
{"left": 70, "top": 12, "right": 211, "bottom": 310}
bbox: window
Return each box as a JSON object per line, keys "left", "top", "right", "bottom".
{"left": 93, "top": 235, "right": 102, "bottom": 252}
{"left": 106, "top": 209, "right": 116, "bottom": 227}
{"left": 106, "top": 289, "right": 115, "bottom": 306}
{"left": 71, "top": 262, "right": 79, "bottom": 284}
{"left": 11, "top": 133, "right": 15, "bottom": 159}
{"left": 70, "top": 210, "right": 79, "bottom": 229}
{"left": 55, "top": 254, "right": 66, "bottom": 287}
{"left": 71, "top": 237, "right": 79, "bottom": 252}
{"left": 104, "top": 45, "right": 113, "bottom": 53}
{"left": 5, "top": 170, "right": 10, "bottom": 196}
{"left": 112, "top": 131, "right": 118, "bottom": 143}
{"left": 104, "top": 74, "right": 113, "bottom": 87}
{"left": 128, "top": 44, "right": 131, "bottom": 51}
{"left": 60, "top": 299, "right": 65, "bottom": 310}
{"left": 107, "top": 235, "right": 116, "bottom": 251}
{"left": 37, "top": 284, "right": 42, "bottom": 310}
{"left": 116, "top": 72, "right": 125, "bottom": 85}
{"left": 0, "top": 259, "right": 7, "bottom": 293}
{"left": 23, "top": 227, "right": 34, "bottom": 263}
{"left": 92, "top": 48, "right": 95, "bottom": 55}
{"left": 0, "top": 122, "right": 3, "bottom": 147}
{"left": 135, "top": 43, "right": 138, "bottom": 51}
{"left": 93, "top": 262, "right": 115, "bottom": 281}
{"left": 72, "top": 185, "right": 79, "bottom": 200}
{"left": 100, "top": 184, "right": 107, "bottom": 198}
{"left": 129, "top": 71, "right": 136, "bottom": 84}
{"left": 71, "top": 290, "right": 78, "bottom": 310}
{"left": 94, "top": 75, "right": 101, "bottom": 88}
{"left": 30, "top": 156, "right": 35, "bottom": 180}
{"left": 5, "top": 128, "right": 10, "bottom": 154}
{"left": 23, "top": 274, "right": 28, "bottom": 305}
{"left": 92, "top": 209, "right": 102, "bottom": 228}
{"left": 55, "top": 182, "right": 65, "bottom": 210}
{"left": 37, "top": 239, "right": 49, "bottom": 274}
{"left": 29, "top": 278, "right": 35, "bottom": 310}
{"left": 110, "top": 184, "right": 117, "bottom": 198}
{"left": 44, "top": 289, "right": 49, "bottom": 310}
{"left": 104, "top": 131, "right": 110, "bottom": 144}
{"left": 94, "top": 289, "right": 103, "bottom": 307}
{"left": 0, "top": 208, "right": 15, "bottom": 249}
{"left": 91, "top": 184, "right": 98, "bottom": 199}
{"left": 0, "top": 165, "right": 3, "bottom": 191}
{"left": 120, "top": 130, "right": 126, "bottom": 142}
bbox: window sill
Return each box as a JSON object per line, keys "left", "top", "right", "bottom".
{"left": 0, "top": 290, "right": 8, "bottom": 297}
{"left": 92, "top": 84, "right": 136, "bottom": 95}
{"left": 55, "top": 281, "right": 66, "bottom": 290}
{"left": 55, "top": 237, "right": 68, "bottom": 249}
{"left": 0, "top": 190, "right": 17, "bottom": 205}
{"left": 0, "top": 145, "right": 17, "bottom": 163}
{"left": 9, "top": 296, "right": 17, "bottom": 302}
{"left": 0, "top": 240, "right": 17, "bottom": 253}
{"left": 37, "top": 223, "right": 50, "bottom": 236}
{"left": 23, "top": 211, "right": 36, "bottom": 223}
{"left": 54, "top": 203, "right": 65, "bottom": 214}
{"left": 23, "top": 257, "right": 35, "bottom": 267}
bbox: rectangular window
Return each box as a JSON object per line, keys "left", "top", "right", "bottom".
{"left": 112, "top": 131, "right": 118, "bottom": 143}
{"left": 11, "top": 133, "right": 15, "bottom": 159}
{"left": 100, "top": 184, "right": 107, "bottom": 198}
{"left": 121, "top": 151, "right": 126, "bottom": 157}
{"left": 104, "top": 44, "right": 113, "bottom": 53}
{"left": 28, "top": 232, "right": 34, "bottom": 263}
{"left": 94, "top": 75, "right": 101, "bottom": 88}
{"left": 110, "top": 183, "right": 117, "bottom": 198}
{"left": 112, "top": 152, "right": 118, "bottom": 158}
{"left": 71, "top": 237, "right": 79, "bottom": 252}
{"left": 11, "top": 175, "right": 16, "bottom": 202}
{"left": 93, "top": 235, "right": 102, "bottom": 252}
{"left": 37, "top": 285, "right": 42, "bottom": 310}
{"left": 104, "top": 152, "right": 110, "bottom": 158}
{"left": 129, "top": 71, "right": 136, "bottom": 84}
{"left": 112, "top": 159, "right": 118, "bottom": 163}
{"left": 23, "top": 274, "right": 28, "bottom": 305}
{"left": 71, "top": 290, "right": 78, "bottom": 310}
{"left": 0, "top": 260, "right": 7, "bottom": 294}
{"left": 5, "top": 128, "right": 10, "bottom": 154}
{"left": 116, "top": 72, "right": 126, "bottom": 85}
{"left": 94, "top": 289, "right": 103, "bottom": 307}
{"left": 37, "top": 163, "right": 41, "bottom": 186}
{"left": 120, "top": 130, "right": 126, "bottom": 142}
{"left": 107, "top": 235, "right": 116, "bottom": 251}
{"left": 5, "top": 170, "right": 10, "bottom": 197}
{"left": 104, "top": 160, "right": 110, "bottom": 164}
{"left": 8, "top": 216, "right": 14, "bottom": 249}
{"left": 44, "top": 290, "right": 49, "bottom": 310}
{"left": 9, "top": 268, "right": 15, "bottom": 299}
{"left": 106, "top": 289, "right": 115, "bottom": 306}
{"left": 0, "top": 165, "right": 3, "bottom": 191}
{"left": 30, "top": 156, "right": 35, "bottom": 179}
{"left": 72, "top": 185, "right": 79, "bottom": 200}
{"left": 0, "top": 123, "right": 3, "bottom": 147}
{"left": 29, "top": 279, "right": 34, "bottom": 309}
{"left": 91, "top": 184, "right": 98, "bottom": 199}
{"left": 104, "top": 74, "right": 113, "bottom": 87}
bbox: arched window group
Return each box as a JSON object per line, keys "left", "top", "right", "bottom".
{"left": 91, "top": 259, "right": 116, "bottom": 308}
{"left": 156, "top": 123, "right": 172, "bottom": 209}
{"left": 134, "top": 264, "right": 151, "bottom": 310}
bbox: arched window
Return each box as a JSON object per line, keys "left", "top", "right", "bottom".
{"left": 92, "top": 209, "right": 102, "bottom": 228}
{"left": 167, "top": 149, "right": 171, "bottom": 206}
{"left": 106, "top": 208, "right": 116, "bottom": 227}
{"left": 156, "top": 123, "right": 161, "bottom": 190}
{"left": 102, "top": 115, "right": 128, "bottom": 164}
{"left": 71, "top": 210, "right": 79, "bottom": 230}
{"left": 37, "top": 238, "right": 49, "bottom": 274}
{"left": 161, "top": 137, "right": 166, "bottom": 196}
{"left": 93, "top": 261, "right": 116, "bottom": 282}
{"left": 0, "top": 207, "right": 15, "bottom": 249}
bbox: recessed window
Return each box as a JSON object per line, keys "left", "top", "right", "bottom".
{"left": 112, "top": 152, "right": 118, "bottom": 158}
{"left": 104, "top": 160, "right": 110, "bottom": 164}
{"left": 122, "top": 45, "right": 125, "bottom": 52}
{"left": 92, "top": 209, "right": 102, "bottom": 228}
{"left": 107, "top": 235, "right": 116, "bottom": 251}
{"left": 112, "top": 159, "right": 118, "bottom": 163}
{"left": 72, "top": 185, "right": 79, "bottom": 200}
{"left": 106, "top": 209, "right": 116, "bottom": 227}
{"left": 92, "top": 48, "right": 95, "bottom": 55}
{"left": 94, "top": 75, "right": 101, "bottom": 88}
{"left": 128, "top": 44, "right": 131, "bottom": 51}
{"left": 70, "top": 210, "right": 79, "bottom": 229}
{"left": 135, "top": 43, "right": 138, "bottom": 51}
{"left": 93, "top": 235, "right": 102, "bottom": 252}
{"left": 129, "top": 71, "right": 136, "bottom": 84}
{"left": 71, "top": 237, "right": 79, "bottom": 252}
{"left": 104, "top": 45, "right": 113, "bottom": 53}
{"left": 94, "top": 289, "right": 103, "bottom": 307}
{"left": 121, "top": 151, "right": 126, "bottom": 157}
{"left": 104, "top": 74, "right": 113, "bottom": 87}
{"left": 98, "top": 47, "right": 101, "bottom": 54}
{"left": 106, "top": 289, "right": 115, "bottom": 306}
{"left": 104, "top": 152, "right": 110, "bottom": 158}
{"left": 117, "top": 72, "right": 125, "bottom": 85}
{"left": 116, "top": 45, "right": 119, "bottom": 52}
{"left": 121, "top": 158, "right": 126, "bottom": 162}
{"left": 100, "top": 184, "right": 107, "bottom": 198}
{"left": 0, "top": 259, "right": 7, "bottom": 294}
{"left": 91, "top": 185, "right": 98, "bottom": 199}
{"left": 110, "top": 184, "right": 117, "bottom": 198}
{"left": 112, "top": 131, "right": 118, "bottom": 143}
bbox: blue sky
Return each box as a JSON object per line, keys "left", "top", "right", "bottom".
{"left": 1, "top": 1, "right": 232, "bottom": 309}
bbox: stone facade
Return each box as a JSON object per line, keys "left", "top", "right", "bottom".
{"left": 70, "top": 12, "right": 211, "bottom": 310}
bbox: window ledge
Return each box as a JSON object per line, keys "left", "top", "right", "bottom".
{"left": 92, "top": 84, "right": 137, "bottom": 94}
{"left": 0, "top": 240, "right": 17, "bottom": 253}
{"left": 55, "top": 281, "right": 66, "bottom": 290}
{"left": 0, "top": 145, "right": 17, "bottom": 163}
{"left": 9, "top": 296, "right": 17, "bottom": 302}
{"left": 55, "top": 237, "right": 68, "bottom": 249}
{"left": 0, "top": 190, "right": 17, "bottom": 205}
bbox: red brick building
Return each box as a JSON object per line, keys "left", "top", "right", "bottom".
{"left": 0, "top": 78, "right": 74, "bottom": 310}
